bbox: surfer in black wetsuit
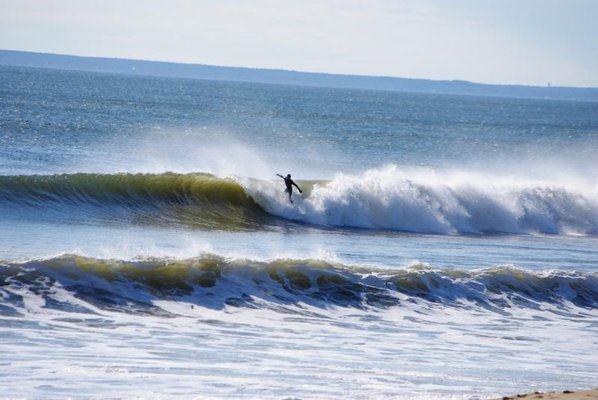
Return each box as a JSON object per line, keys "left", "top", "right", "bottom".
{"left": 276, "top": 173, "right": 302, "bottom": 203}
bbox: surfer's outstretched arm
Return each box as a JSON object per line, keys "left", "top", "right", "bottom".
{"left": 292, "top": 181, "right": 303, "bottom": 193}
{"left": 276, "top": 174, "right": 284, "bottom": 179}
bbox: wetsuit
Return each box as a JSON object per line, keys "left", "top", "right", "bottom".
{"left": 277, "top": 174, "right": 302, "bottom": 203}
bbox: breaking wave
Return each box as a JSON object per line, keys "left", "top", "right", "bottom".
{"left": 1, "top": 255, "right": 597, "bottom": 317}
{"left": 1, "top": 166, "right": 597, "bottom": 234}
{"left": 0, "top": 172, "right": 271, "bottom": 230}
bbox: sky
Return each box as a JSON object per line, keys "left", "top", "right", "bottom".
{"left": 1, "top": 0, "right": 597, "bottom": 87}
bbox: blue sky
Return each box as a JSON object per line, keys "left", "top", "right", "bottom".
{"left": 1, "top": 0, "right": 597, "bottom": 87}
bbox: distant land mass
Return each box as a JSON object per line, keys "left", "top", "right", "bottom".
{"left": 1, "top": 49, "right": 597, "bottom": 102}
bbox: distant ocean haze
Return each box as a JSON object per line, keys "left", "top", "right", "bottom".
{"left": 1, "top": 49, "right": 598, "bottom": 101}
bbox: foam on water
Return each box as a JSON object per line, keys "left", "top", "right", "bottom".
{"left": 245, "top": 165, "right": 598, "bottom": 235}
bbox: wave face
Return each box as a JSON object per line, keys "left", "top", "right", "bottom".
{"left": 1, "top": 255, "right": 596, "bottom": 317}
{"left": 0, "top": 172, "right": 273, "bottom": 230}
{"left": 1, "top": 167, "right": 597, "bottom": 234}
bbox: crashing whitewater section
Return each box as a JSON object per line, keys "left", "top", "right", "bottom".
{"left": 244, "top": 165, "right": 598, "bottom": 235}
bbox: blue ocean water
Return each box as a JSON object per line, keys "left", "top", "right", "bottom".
{"left": 1, "top": 65, "right": 597, "bottom": 399}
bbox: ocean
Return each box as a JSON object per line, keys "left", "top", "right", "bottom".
{"left": 1, "top": 65, "right": 597, "bottom": 399}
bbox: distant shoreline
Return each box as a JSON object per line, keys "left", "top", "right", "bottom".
{"left": 1, "top": 49, "right": 597, "bottom": 102}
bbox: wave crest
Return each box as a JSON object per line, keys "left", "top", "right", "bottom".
{"left": 2, "top": 167, "right": 597, "bottom": 235}
{"left": 0, "top": 172, "right": 252, "bottom": 207}
{"left": 0, "top": 172, "right": 269, "bottom": 229}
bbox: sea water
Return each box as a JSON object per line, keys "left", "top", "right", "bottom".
{"left": 0, "top": 65, "right": 597, "bottom": 399}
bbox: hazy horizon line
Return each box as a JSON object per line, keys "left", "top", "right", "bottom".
{"left": 3, "top": 48, "right": 596, "bottom": 90}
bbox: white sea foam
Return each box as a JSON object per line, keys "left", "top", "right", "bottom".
{"left": 245, "top": 165, "right": 598, "bottom": 235}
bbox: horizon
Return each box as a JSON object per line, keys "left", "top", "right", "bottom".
{"left": 4, "top": 48, "right": 598, "bottom": 93}
{"left": 1, "top": 0, "right": 597, "bottom": 88}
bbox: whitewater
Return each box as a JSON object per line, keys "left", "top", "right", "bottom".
{"left": 1, "top": 65, "right": 597, "bottom": 399}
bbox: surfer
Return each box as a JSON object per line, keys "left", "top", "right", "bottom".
{"left": 276, "top": 173, "right": 302, "bottom": 203}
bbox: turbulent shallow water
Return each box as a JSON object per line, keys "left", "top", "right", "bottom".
{"left": 1, "top": 65, "right": 597, "bottom": 399}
